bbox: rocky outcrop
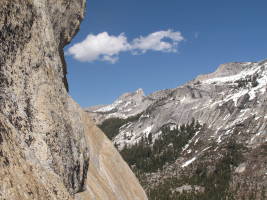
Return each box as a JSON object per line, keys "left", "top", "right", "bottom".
{"left": 0, "top": 1, "right": 147, "bottom": 199}
{"left": 75, "top": 112, "right": 148, "bottom": 200}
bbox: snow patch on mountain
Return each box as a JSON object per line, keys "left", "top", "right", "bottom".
{"left": 182, "top": 157, "right": 197, "bottom": 168}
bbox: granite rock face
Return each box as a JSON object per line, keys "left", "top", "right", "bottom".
{"left": 0, "top": 1, "right": 147, "bottom": 200}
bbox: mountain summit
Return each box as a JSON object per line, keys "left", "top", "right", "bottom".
{"left": 86, "top": 88, "right": 153, "bottom": 124}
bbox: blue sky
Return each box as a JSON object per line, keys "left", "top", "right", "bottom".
{"left": 65, "top": 0, "right": 267, "bottom": 107}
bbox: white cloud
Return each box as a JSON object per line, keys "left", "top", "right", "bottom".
{"left": 131, "top": 30, "right": 184, "bottom": 53}
{"left": 67, "top": 30, "right": 184, "bottom": 63}
{"left": 68, "top": 32, "right": 129, "bottom": 63}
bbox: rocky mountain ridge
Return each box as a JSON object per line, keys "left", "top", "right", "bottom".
{"left": 88, "top": 60, "right": 267, "bottom": 199}
{"left": 88, "top": 61, "right": 267, "bottom": 149}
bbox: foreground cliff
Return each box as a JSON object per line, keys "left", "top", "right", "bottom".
{"left": 88, "top": 61, "right": 267, "bottom": 199}
{"left": 0, "top": 1, "right": 147, "bottom": 199}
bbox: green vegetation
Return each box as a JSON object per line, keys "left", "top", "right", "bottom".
{"left": 98, "top": 113, "right": 142, "bottom": 140}
{"left": 120, "top": 119, "right": 201, "bottom": 173}
{"left": 99, "top": 114, "right": 248, "bottom": 200}
{"left": 235, "top": 74, "right": 259, "bottom": 88}
{"left": 147, "top": 139, "right": 245, "bottom": 200}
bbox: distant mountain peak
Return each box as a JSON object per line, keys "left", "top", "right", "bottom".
{"left": 85, "top": 88, "right": 152, "bottom": 124}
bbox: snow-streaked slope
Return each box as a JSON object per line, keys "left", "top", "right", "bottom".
{"left": 87, "top": 60, "right": 267, "bottom": 151}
